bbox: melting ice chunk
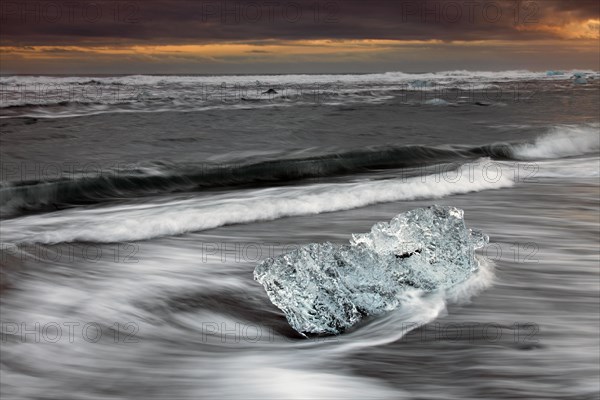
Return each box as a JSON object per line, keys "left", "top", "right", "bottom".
{"left": 572, "top": 72, "right": 588, "bottom": 84}
{"left": 254, "top": 206, "right": 488, "bottom": 335}
{"left": 424, "top": 98, "right": 450, "bottom": 106}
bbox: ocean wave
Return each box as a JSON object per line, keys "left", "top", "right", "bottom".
{"left": 2, "top": 70, "right": 597, "bottom": 116}
{"left": 532, "top": 156, "right": 600, "bottom": 178}
{"left": 474, "top": 124, "right": 599, "bottom": 161}
{"left": 3, "top": 70, "right": 596, "bottom": 88}
{"left": 0, "top": 160, "right": 514, "bottom": 245}
{"left": 0, "top": 146, "right": 474, "bottom": 217}
{"left": 509, "top": 124, "right": 599, "bottom": 160}
{"left": 0, "top": 100, "right": 135, "bottom": 110}
{"left": 3, "top": 124, "right": 598, "bottom": 217}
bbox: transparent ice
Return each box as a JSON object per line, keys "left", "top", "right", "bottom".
{"left": 254, "top": 206, "right": 488, "bottom": 335}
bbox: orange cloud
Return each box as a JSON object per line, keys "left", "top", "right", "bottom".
{"left": 517, "top": 18, "right": 600, "bottom": 39}
{"left": 1, "top": 37, "right": 598, "bottom": 74}
{"left": 7, "top": 37, "right": 594, "bottom": 61}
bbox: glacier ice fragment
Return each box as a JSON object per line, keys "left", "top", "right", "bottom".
{"left": 254, "top": 206, "right": 488, "bottom": 335}
{"left": 425, "top": 98, "right": 450, "bottom": 106}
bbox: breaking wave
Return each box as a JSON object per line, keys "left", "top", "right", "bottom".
{"left": 3, "top": 124, "right": 598, "bottom": 217}
{"left": 0, "top": 161, "right": 514, "bottom": 245}
{"left": 509, "top": 124, "right": 599, "bottom": 160}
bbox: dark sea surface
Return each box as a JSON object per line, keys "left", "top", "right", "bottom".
{"left": 1, "top": 71, "right": 599, "bottom": 399}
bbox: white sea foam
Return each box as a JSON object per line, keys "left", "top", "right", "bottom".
{"left": 3, "top": 69, "right": 596, "bottom": 88}
{"left": 533, "top": 156, "right": 600, "bottom": 178}
{"left": 1, "top": 161, "right": 514, "bottom": 245}
{"left": 322, "top": 257, "right": 495, "bottom": 354}
{"left": 2, "top": 70, "right": 597, "bottom": 112}
{"left": 511, "top": 124, "right": 599, "bottom": 160}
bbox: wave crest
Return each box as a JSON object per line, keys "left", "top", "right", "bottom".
{"left": 510, "top": 124, "right": 599, "bottom": 160}
{"left": 0, "top": 161, "right": 513, "bottom": 245}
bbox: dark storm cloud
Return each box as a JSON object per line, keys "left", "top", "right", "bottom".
{"left": 1, "top": 0, "right": 598, "bottom": 45}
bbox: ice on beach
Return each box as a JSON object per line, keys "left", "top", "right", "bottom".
{"left": 254, "top": 206, "right": 488, "bottom": 335}
{"left": 572, "top": 72, "right": 588, "bottom": 84}
{"left": 546, "top": 71, "right": 564, "bottom": 76}
{"left": 409, "top": 79, "right": 435, "bottom": 88}
{"left": 425, "top": 98, "right": 450, "bottom": 106}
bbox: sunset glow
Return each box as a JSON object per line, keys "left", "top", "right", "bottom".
{"left": 1, "top": 0, "right": 598, "bottom": 73}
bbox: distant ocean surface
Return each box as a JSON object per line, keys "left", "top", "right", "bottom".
{"left": 1, "top": 70, "right": 599, "bottom": 399}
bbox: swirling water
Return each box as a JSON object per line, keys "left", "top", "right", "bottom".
{"left": 1, "top": 71, "right": 598, "bottom": 399}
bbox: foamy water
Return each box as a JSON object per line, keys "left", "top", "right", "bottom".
{"left": 1, "top": 74, "right": 598, "bottom": 399}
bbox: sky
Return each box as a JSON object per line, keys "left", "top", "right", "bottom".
{"left": 1, "top": 0, "right": 599, "bottom": 74}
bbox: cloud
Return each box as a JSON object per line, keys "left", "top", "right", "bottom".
{"left": 1, "top": 1, "right": 597, "bottom": 73}
{"left": 1, "top": 0, "right": 598, "bottom": 46}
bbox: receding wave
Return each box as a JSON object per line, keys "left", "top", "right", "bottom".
{"left": 531, "top": 156, "right": 600, "bottom": 178}
{"left": 0, "top": 161, "right": 514, "bottom": 244}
